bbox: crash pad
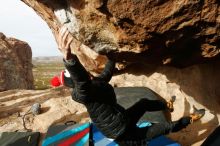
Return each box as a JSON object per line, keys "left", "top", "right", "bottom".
{"left": 0, "top": 132, "right": 40, "bottom": 146}
{"left": 114, "top": 87, "right": 168, "bottom": 123}
{"left": 42, "top": 122, "right": 90, "bottom": 146}
{"left": 92, "top": 122, "right": 181, "bottom": 146}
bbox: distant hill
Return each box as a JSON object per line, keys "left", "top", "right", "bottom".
{"left": 32, "top": 56, "right": 63, "bottom": 64}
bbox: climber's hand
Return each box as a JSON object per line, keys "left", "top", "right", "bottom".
{"left": 56, "top": 26, "right": 74, "bottom": 60}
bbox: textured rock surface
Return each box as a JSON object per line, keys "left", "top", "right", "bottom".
{"left": 0, "top": 87, "right": 88, "bottom": 132}
{"left": 0, "top": 87, "right": 89, "bottom": 145}
{"left": 0, "top": 32, "right": 34, "bottom": 91}
{"left": 21, "top": 0, "right": 220, "bottom": 71}
{"left": 110, "top": 61, "right": 220, "bottom": 146}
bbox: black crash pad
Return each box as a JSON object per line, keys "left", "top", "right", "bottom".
{"left": 114, "top": 87, "right": 168, "bottom": 123}
{"left": 0, "top": 132, "right": 40, "bottom": 146}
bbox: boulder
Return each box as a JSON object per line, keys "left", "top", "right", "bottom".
{"left": 0, "top": 33, "right": 34, "bottom": 91}
{"left": 21, "top": 0, "right": 220, "bottom": 71}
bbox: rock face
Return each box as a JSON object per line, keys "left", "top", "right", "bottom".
{"left": 0, "top": 87, "right": 88, "bottom": 132}
{"left": 0, "top": 32, "right": 34, "bottom": 91}
{"left": 111, "top": 62, "right": 220, "bottom": 146}
{"left": 21, "top": 0, "right": 220, "bottom": 71}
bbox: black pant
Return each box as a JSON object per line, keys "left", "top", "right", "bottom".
{"left": 116, "top": 98, "right": 191, "bottom": 144}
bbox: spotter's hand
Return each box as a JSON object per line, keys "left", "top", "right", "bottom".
{"left": 56, "top": 26, "right": 74, "bottom": 60}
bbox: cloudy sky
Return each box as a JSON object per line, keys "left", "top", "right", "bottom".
{"left": 0, "top": 1, "right": 60, "bottom": 57}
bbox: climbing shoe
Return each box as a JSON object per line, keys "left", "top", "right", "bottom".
{"left": 190, "top": 106, "right": 205, "bottom": 123}
{"left": 167, "top": 95, "right": 176, "bottom": 112}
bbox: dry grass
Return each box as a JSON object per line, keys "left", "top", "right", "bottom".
{"left": 33, "top": 62, "right": 64, "bottom": 90}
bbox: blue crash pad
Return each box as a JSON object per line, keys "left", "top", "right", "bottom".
{"left": 149, "top": 136, "right": 181, "bottom": 146}
{"left": 92, "top": 122, "right": 181, "bottom": 146}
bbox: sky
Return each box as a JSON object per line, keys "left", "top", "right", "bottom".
{"left": 0, "top": 1, "right": 60, "bottom": 57}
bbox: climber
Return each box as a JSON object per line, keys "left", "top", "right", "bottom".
{"left": 55, "top": 26, "right": 205, "bottom": 145}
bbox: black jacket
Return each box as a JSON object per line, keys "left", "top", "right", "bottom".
{"left": 64, "top": 55, "right": 127, "bottom": 138}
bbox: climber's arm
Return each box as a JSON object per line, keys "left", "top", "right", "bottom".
{"left": 95, "top": 58, "right": 115, "bottom": 82}
{"left": 56, "top": 26, "right": 90, "bottom": 83}
{"left": 56, "top": 27, "right": 74, "bottom": 60}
